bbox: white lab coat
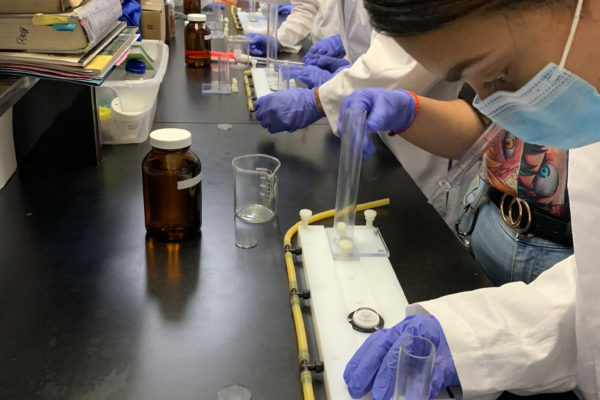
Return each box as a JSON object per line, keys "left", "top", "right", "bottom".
{"left": 277, "top": 0, "right": 339, "bottom": 53}
{"left": 336, "top": 0, "right": 372, "bottom": 62}
{"left": 407, "top": 142, "right": 600, "bottom": 398}
{"left": 318, "top": 32, "right": 465, "bottom": 226}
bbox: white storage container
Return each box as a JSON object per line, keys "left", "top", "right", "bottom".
{"left": 96, "top": 40, "right": 169, "bottom": 144}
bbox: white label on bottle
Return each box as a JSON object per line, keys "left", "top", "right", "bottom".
{"left": 204, "top": 35, "right": 212, "bottom": 40}
{"left": 177, "top": 172, "right": 202, "bottom": 190}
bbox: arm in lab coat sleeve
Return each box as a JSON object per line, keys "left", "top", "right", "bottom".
{"left": 318, "top": 32, "right": 440, "bottom": 133}
{"left": 408, "top": 256, "right": 578, "bottom": 398}
{"left": 277, "top": 0, "right": 319, "bottom": 53}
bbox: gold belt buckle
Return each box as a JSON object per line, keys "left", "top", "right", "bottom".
{"left": 499, "top": 193, "right": 532, "bottom": 233}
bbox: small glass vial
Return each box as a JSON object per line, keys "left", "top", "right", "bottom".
{"left": 125, "top": 59, "right": 146, "bottom": 80}
{"left": 143, "top": 129, "right": 202, "bottom": 241}
{"left": 185, "top": 13, "right": 211, "bottom": 68}
{"left": 183, "top": 0, "right": 201, "bottom": 15}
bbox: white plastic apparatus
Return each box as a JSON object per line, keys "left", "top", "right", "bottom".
{"left": 298, "top": 216, "right": 408, "bottom": 400}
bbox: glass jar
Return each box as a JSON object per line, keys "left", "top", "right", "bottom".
{"left": 184, "top": 13, "right": 211, "bottom": 68}
{"left": 143, "top": 128, "right": 202, "bottom": 241}
{"left": 183, "top": 0, "right": 201, "bottom": 15}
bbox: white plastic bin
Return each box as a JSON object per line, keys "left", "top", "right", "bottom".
{"left": 96, "top": 40, "right": 169, "bottom": 144}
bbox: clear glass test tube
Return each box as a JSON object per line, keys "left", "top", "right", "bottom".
{"left": 248, "top": 0, "right": 257, "bottom": 21}
{"left": 429, "top": 122, "right": 506, "bottom": 206}
{"left": 277, "top": 63, "right": 291, "bottom": 91}
{"left": 218, "top": 53, "right": 230, "bottom": 93}
{"left": 266, "top": 1, "right": 278, "bottom": 71}
{"left": 215, "top": 0, "right": 222, "bottom": 21}
{"left": 393, "top": 336, "right": 436, "bottom": 400}
{"left": 332, "top": 108, "right": 367, "bottom": 245}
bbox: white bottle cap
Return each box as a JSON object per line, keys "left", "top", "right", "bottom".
{"left": 150, "top": 128, "right": 192, "bottom": 150}
{"left": 188, "top": 13, "right": 207, "bottom": 22}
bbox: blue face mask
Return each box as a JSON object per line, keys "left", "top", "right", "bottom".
{"left": 473, "top": 0, "right": 600, "bottom": 150}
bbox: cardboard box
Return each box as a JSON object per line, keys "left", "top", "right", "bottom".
{"left": 142, "top": 0, "right": 166, "bottom": 42}
{"left": 0, "top": 0, "right": 83, "bottom": 14}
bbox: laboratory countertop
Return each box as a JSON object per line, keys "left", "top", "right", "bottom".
{"left": 0, "top": 13, "right": 573, "bottom": 400}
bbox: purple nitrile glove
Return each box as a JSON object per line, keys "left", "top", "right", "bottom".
{"left": 202, "top": 2, "right": 226, "bottom": 11}
{"left": 303, "top": 34, "right": 345, "bottom": 61}
{"left": 278, "top": 4, "right": 292, "bottom": 17}
{"left": 344, "top": 315, "right": 460, "bottom": 400}
{"left": 303, "top": 54, "right": 351, "bottom": 73}
{"left": 253, "top": 88, "right": 323, "bottom": 133}
{"left": 338, "top": 88, "right": 418, "bottom": 157}
{"left": 283, "top": 65, "right": 330, "bottom": 89}
{"left": 246, "top": 33, "right": 280, "bottom": 57}
{"left": 283, "top": 64, "right": 350, "bottom": 89}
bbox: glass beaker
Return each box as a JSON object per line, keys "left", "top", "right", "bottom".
{"left": 232, "top": 154, "right": 280, "bottom": 249}
{"left": 227, "top": 35, "right": 251, "bottom": 69}
{"left": 393, "top": 336, "right": 436, "bottom": 400}
{"left": 232, "top": 154, "right": 280, "bottom": 222}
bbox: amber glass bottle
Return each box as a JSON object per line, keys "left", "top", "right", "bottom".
{"left": 143, "top": 129, "right": 202, "bottom": 241}
{"left": 183, "top": 0, "right": 201, "bottom": 15}
{"left": 184, "top": 14, "right": 211, "bottom": 68}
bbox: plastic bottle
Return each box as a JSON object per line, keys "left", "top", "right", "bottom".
{"left": 143, "top": 128, "right": 202, "bottom": 241}
{"left": 185, "top": 13, "right": 211, "bottom": 68}
{"left": 125, "top": 59, "right": 146, "bottom": 80}
{"left": 183, "top": 0, "right": 201, "bottom": 15}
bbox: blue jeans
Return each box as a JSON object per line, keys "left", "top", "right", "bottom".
{"left": 469, "top": 201, "right": 573, "bottom": 286}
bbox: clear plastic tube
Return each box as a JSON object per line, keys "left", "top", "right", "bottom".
{"left": 248, "top": 0, "right": 257, "bottom": 22}
{"left": 429, "top": 122, "right": 505, "bottom": 206}
{"left": 333, "top": 108, "right": 367, "bottom": 244}
{"left": 218, "top": 53, "right": 230, "bottom": 93}
{"left": 266, "top": 1, "right": 278, "bottom": 71}
{"left": 393, "top": 336, "right": 435, "bottom": 400}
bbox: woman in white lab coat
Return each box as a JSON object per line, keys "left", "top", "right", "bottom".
{"left": 277, "top": 0, "right": 339, "bottom": 53}
{"left": 254, "top": 0, "right": 467, "bottom": 227}
{"left": 342, "top": 0, "right": 600, "bottom": 398}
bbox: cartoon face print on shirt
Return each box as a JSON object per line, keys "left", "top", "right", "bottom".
{"left": 483, "top": 131, "right": 569, "bottom": 218}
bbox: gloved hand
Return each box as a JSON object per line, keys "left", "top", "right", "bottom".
{"left": 338, "top": 88, "right": 418, "bottom": 156}
{"left": 282, "top": 65, "right": 332, "bottom": 89}
{"left": 303, "top": 34, "right": 345, "bottom": 60}
{"left": 344, "top": 315, "right": 459, "bottom": 400}
{"left": 303, "top": 54, "right": 351, "bottom": 73}
{"left": 278, "top": 4, "right": 293, "bottom": 17}
{"left": 247, "top": 33, "right": 280, "bottom": 57}
{"left": 254, "top": 88, "right": 323, "bottom": 133}
{"left": 202, "top": 2, "right": 225, "bottom": 11}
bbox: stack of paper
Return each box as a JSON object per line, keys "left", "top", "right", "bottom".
{"left": 0, "top": 0, "right": 138, "bottom": 85}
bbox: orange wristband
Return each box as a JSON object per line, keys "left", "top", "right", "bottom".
{"left": 314, "top": 87, "right": 325, "bottom": 115}
{"left": 389, "top": 90, "right": 420, "bottom": 136}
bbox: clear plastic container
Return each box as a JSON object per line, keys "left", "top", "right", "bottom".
{"left": 95, "top": 40, "right": 169, "bottom": 144}
{"left": 143, "top": 128, "right": 202, "bottom": 241}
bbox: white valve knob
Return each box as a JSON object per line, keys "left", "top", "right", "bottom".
{"left": 336, "top": 221, "right": 347, "bottom": 236}
{"left": 299, "top": 209, "right": 312, "bottom": 228}
{"left": 339, "top": 239, "right": 353, "bottom": 253}
{"left": 364, "top": 209, "right": 377, "bottom": 228}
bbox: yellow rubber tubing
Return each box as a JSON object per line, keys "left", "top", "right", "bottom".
{"left": 301, "top": 370, "right": 315, "bottom": 400}
{"left": 291, "top": 294, "right": 309, "bottom": 364}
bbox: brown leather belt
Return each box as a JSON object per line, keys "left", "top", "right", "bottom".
{"left": 488, "top": 188, "right": 573, "bottom": 247}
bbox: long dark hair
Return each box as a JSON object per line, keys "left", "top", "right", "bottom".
{"left": 363, "top": 0, "right": 565, "bottom": 36}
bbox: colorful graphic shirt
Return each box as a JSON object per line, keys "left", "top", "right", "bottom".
{"left": 483, "top": 131, "right": 569, "bottom": 218}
